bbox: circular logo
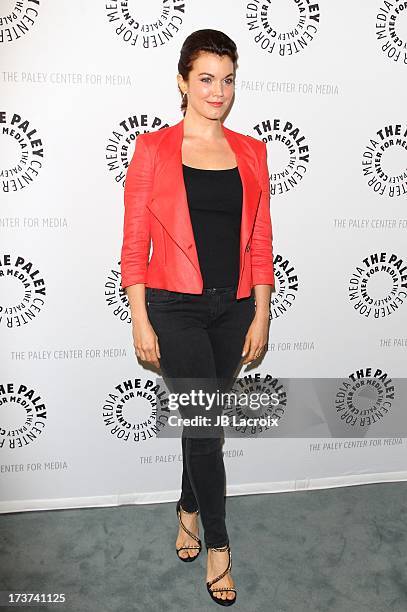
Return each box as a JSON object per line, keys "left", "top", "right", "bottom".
{"left": 1, "top": 111, "right": 44, "bottom": 193}
{"left": 245, "top": 0, "right": 320, "bottom": 56}
{"left": 102, "top": 377, "right": 168, "bottom": 443}
{"left": 105, "top": 113, "right": 169, "bottom": 187}
{"left": 0, "top": 382, "right": 47, "bottom": 449}
{"left": 253, "top": 118, "right": 310, "bottom": 194}
{"left": 348, "top": 252, "right": 407, "bottom": 319}
{"left": 105, "top": 260, "right": 131, "bottom": 323}
{"left": 269, "top": 254, "right": 299, "bottom": 321}
{"left": 105, "top": 0, "right": 187, "bottom": 48}
{"left": 0, "top": 254, "right": 47, "bottom": 328}
{"left": 335, "top": 367, "right": 395, "bottom": 428}
{"left": 362, "top": 123, "right": 407, "bottom": 197}
{"left": 224, "top": 374, "right": 287, "bottom": 437}
{"left": 0, "top": 1, "right": 41, "bottom": 44}
{"left": 376, "top": 2, "right": 407, "bottom": 65}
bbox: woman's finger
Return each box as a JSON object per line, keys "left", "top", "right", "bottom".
{"left": 241, "top": 337, "right": 251, "bottom": 358}
{"left": 145, "top": 346, "right": 160, "bottom": 368}
{"left": 244, "top": 344, "right": 262, "bottom": 364}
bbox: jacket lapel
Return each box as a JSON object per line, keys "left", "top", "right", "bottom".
{"left": 148, "top": 118, "right": 261, "bottom": 275}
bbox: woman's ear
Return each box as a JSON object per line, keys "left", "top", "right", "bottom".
{"left": 176, "top": 73, "right": 186, "bottom": 94}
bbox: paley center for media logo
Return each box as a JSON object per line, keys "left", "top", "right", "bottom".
{"left": 348, "top": 251, "right": 407, "bottom": 319}
{"left": 362, "top": 123, "right": 407, "bottom": 197}
{"left": 252, "top": 118, "right": 311, "bottom": 195}
{"left": 335, "top": 367, "right": 395, "bottom": 429}
{"left": 269, "top": 253, "right": 299, "bottom": 321}
{"left": 105, "top": 260, "right": 131, "bottom": 324}
{"left": 102, "top": 376, "right": 169, "bottom": 444}
{"left": 0, "top": 0, "right": 41, "bottom": 44}
{"left": 376, "top": 1, "right": 407, "bottom": 65}
{"left": 0, "top": 382, "right": 47, "bottom": 450}
{"left": 1, "top": 110, "right": 44, "bottom": 193}
{"left": 245, "top": 0, "right": 320, "bottom": 56}
{"left": 0, "top": 254, "right": 47, "bottom": 329}
{"left": 105, "top": 0, "right": 187, "bottom": 48}
{"left": 105, "top": 113, "right": 169, "bottom": 187}
{"left": 223, "top": 374, "right": 288, "bottom": 437}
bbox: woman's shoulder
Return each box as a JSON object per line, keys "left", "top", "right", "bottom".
{"left": 136, "top": 126, "right": 170, "bottom": 144}
{"left": 134, "top": 126, "right": 172, "bottom": 158}
{"left": 224, "top": 125, "right": 266, "bottom": 156}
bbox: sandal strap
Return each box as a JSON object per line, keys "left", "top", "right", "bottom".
{"left": 207, "top": 544, "right": 232, "bottom": 587}
{"left": 210, "top": 544, "right": 229, "bottom": 552}
{"left": 209, "top": 587, "right": 236, "bottom": 593}
{"left": 176, "top": 544, "right": 201, "bottom": 551}
{"left": 177, "top": 505, "right": 200, "bottom": 543}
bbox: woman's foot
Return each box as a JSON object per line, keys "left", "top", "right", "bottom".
{"left": 176, "top": 505, "right": 201, "bottom": 560}
{"left": 206, "top": 546, "right": 236, "bottom": 603}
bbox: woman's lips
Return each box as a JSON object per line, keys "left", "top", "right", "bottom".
{"left": 207, "top": 101, "right": 223, "bottom": 107}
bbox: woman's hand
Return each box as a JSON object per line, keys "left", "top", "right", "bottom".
{"left": 132, "top": 319, "right": 161, "bottom": 369}
{"left": 241, "top": 310, "right": 270, "bottom": 365}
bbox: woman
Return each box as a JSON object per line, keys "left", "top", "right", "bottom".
{"left": 120, "top": 29, "right": 274, "bottom": 607}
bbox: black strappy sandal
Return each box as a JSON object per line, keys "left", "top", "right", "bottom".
{"left": 206, "top": 544, "right": 237, "bottom": 606}
{"left": 175, "top": 499, "right": 202, "bottom": 562}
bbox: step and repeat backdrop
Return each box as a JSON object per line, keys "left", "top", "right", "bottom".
{"left": 1, "top": 1, "right": 407, "bottom": 513}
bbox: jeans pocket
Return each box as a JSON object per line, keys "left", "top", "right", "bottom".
{"left": 147, "top": 288, "right": 184, "bottom": 305}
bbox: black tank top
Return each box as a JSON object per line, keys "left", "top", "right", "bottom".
{"left": 182, "top": 164, "right": 243, "bottom": 288}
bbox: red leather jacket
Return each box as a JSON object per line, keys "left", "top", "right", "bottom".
{"left": 120, "top": 118, "right": 274, "bottom": 299}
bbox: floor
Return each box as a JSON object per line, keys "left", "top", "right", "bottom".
{"left": 1, "top": 482, "right": 406, "bottom": 611}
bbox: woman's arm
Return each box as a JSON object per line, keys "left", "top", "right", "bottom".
{"left": 121, "top": 134, "right": 153, "bottom": 292}
{"left": 120, "top": 135, "right": 160, "bottom": 368}
{"left": 126, "top": 284, "right": 160, "bottom": 368}
{"left": 242, "top": 141, "right": 274, "bottom": 363}
{"left": 251, "top": 140, "right": 275, "bottom": 293}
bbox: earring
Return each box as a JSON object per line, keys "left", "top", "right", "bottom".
{"left": 182, "top": 91, "right": 188, "bottom": 102}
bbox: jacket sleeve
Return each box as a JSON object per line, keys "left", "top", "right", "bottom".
{"left": 120, "top": 134, "right": 152, "bottom": 289}
{"left": 251, "top": 141, "right": 275, "bottom": 289}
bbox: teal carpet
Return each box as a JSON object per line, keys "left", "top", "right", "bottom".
{"left": 1, "top": 482, "right": 406, "bottom": 611}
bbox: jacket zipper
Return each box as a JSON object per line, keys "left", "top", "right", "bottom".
{"left": 162, "top": 225, "right": 167, "bottom": 264}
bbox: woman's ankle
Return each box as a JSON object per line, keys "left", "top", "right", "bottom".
{"left": 206, "top": 541, "right": 229, "bottom": 551}
{"left": 179, "top": 503, "right": 199, "bottom": 514}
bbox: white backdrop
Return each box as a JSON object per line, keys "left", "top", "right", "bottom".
{"left": 1, "top": 0, "right": 407, "bottom": 513}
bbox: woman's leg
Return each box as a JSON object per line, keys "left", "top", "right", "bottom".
{"left": 179, "top": 434, "right": 198, "bottom": 512}
{"left": 161, "top": 350, "right": 229, "bottom": 548}
{"left": 208, "top": 291, "right": 257, "bottom": 389}
{"left": 184, "top": 435, "right": 228, "bottom": 547}
{"left": 178, "top": 286, "right": 256, "bottom": 549}
{"left": 204, "top": 289, "right": 256, "bottom": 601}
{"left": 146, "top": 291, "right": 229, "bottom": 548}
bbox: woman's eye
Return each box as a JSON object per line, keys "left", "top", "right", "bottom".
{"left": 200, "top": 77, "right": 234, "bottom": 85}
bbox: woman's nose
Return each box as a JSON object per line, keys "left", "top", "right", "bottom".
{"left": 212, "top": 81, "right": 224, "bottom": 97}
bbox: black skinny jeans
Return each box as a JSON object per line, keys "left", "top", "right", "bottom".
{"left": 146, "top": 285, "right": 256, "bottom": 548}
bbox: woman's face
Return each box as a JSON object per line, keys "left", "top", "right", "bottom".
{"left": 178, "top": 51, "right": 235, "bottom": 119}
